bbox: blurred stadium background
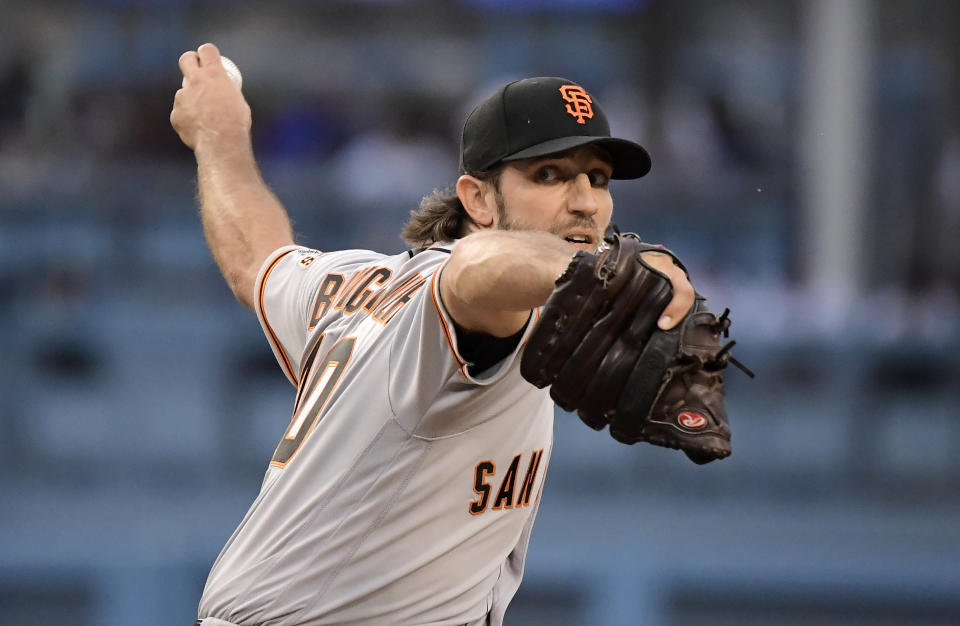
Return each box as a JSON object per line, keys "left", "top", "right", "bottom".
{"left": 1, "top": 0, "right": 959, "bottom": 624}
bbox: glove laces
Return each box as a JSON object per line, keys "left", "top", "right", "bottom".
{"left": 709, "top": 308, "right": 755, "bottom": 378}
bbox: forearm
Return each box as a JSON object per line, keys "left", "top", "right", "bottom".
{"left": 195, "top": 131, "right": 294, "bottom": 308}
{"left": 441, "top": 230, "right": 575, "bottom": 335}
{"left": 451, "top": 230, "right": 574, "bottom": 310}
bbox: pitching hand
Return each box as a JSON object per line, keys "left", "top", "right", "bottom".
{"left": 170, "top": 43, "right": 251, "bottom": 151}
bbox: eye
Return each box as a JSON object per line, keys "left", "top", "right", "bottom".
{"left": 535, "top": 165, "right": 561, "bottom": 183}
{"left": 588, "top": 170, "right": 611, "bottom": 188}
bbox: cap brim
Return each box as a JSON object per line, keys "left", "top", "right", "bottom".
{"left": 501, "top": 136, "right": 651, "bottom": 179}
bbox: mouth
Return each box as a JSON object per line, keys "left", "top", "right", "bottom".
{"left": 562, "top": 232, "right": 596, "bottom": 251}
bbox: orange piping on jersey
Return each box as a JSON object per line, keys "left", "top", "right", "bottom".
{"left": 518, "top": 308, "right": 541, "bottom": 349}
{"left": 258, "top": 248, "right": 300, "bottom": 386}
{"left": 429, "top": 267, "right": 469, "bottom": 377}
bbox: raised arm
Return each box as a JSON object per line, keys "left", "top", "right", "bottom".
{"left": 170, "top": 43, "right": 294, "bottom": 309}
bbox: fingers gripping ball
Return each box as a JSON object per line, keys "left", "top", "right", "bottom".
{"left": 219, "top": 55, "right": 243, "bottom": 90}
{"left": 181, "top": 54, "right": 242, "bottom": 90}
{"left": 520, "top": 231, "right": 753, "bottom": 464}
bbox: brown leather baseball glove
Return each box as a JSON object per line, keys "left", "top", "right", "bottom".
{"left": 520, "top": 231, "right": 752, "bottom": 464}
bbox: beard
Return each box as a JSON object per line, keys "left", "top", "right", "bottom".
{"left": 494, "top": 190, "right": 604, "bottom": 250}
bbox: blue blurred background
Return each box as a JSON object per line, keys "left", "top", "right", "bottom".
{"left": 1, "top": 0, "right": 959, "bottom": 624}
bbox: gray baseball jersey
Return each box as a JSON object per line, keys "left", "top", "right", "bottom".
{"left": 198, "top": 242, "right": 554, "bottom": 625}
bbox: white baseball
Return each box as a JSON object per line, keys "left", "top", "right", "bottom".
{"left": 220, "top": 55, "right": 243, "bottom": 90}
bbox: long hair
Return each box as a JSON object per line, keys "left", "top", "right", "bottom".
{"left": 401, "top": 166, "right": 503, "bottom": 248}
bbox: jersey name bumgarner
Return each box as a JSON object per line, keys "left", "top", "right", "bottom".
{"left": 308, "top": 266, "right": 426, "bottom": 328}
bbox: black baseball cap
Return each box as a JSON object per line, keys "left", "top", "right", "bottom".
{"left": 459, "top": 77, "right": 651, "bottom": 179}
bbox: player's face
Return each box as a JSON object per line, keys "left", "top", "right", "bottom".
{"left": 494, "top": 146, "right": 614, "bottom": 252}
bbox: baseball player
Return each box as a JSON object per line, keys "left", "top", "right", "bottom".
{"left": 171, "top": 43, "right": 693, "bottom": 625}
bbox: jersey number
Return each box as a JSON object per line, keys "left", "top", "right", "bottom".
{"left": 270, "top": 336, "right": 356, "bottom": 467}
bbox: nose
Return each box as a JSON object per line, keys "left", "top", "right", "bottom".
{"left": 566, "top": 173, "right": 600, "bottom": 217}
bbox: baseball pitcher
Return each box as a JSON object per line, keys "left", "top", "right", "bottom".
{"left": 171, "top": 43, "right": 746, "bottom": 626}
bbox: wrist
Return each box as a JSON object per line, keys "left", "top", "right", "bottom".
{"left": 193, "top": 126, "right": 253, "bottom": 161}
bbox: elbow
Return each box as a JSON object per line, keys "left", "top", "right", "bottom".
{"left": 446, "top": 234, "right": 497, "bottom": 306}
{"left": 222, "top": 244, "right": 287, "bottom": 310}
{"left": 225, "top": 266, "right": 257, "bottom": 309}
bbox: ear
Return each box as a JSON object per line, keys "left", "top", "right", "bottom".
{"left": 456, "top": 175, "right": 496, "bottom": 229}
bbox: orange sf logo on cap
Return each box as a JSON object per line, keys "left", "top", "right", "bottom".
{"left": 559, "top": 85, "right": 594, "bottom": 125}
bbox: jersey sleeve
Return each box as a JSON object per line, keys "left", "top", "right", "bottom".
{"left": 387, "top": 254, "right": 543, "bottom": 434}
{"left": 254, "top": 245, "right": 382, "bottom": 386}
{"left": 427, "top": 262, "right": 541, "bottom": 385}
